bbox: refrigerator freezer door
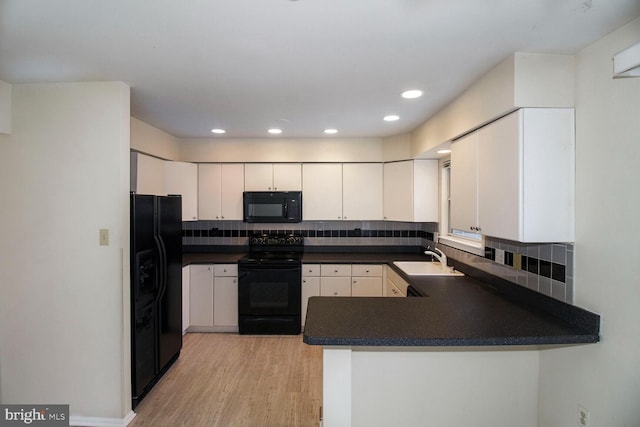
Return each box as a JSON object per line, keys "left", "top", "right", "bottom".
{"left": 156, "top": 196, "right": 183, "bottom": 374}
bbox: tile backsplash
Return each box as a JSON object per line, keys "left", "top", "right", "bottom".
{"left": 183, "top": 220, "right": 438, "bottom": 248}
{"left": 436, "top": 236, "right": 574, "bottom": 304}
{"left": 183, "top": 220, "right": 573, "bottom": 303}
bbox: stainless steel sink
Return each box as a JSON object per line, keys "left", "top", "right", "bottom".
{"left": 393, "top": 261, "right": 464, "bottom": 276}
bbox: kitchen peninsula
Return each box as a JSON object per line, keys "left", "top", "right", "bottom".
{"left": 303, "top": 261, "right": 600, "bottom": 427}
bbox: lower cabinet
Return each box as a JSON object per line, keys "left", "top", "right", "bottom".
{"left": 351, "top": 264, "right": 384, "bottom": 296}
{"left": 188, "top": 264, "right": 238, "bottom": 333}
{"left": 182, "top": 266, "right": 190, "bottom": 334}
{"left": 213, "top": 265, "right": 238, "bottom": 332}
{"left": 302, "top": 263, "right": 384, "bottom": 327}
{"left": 385, "top": 266, "right": 409, "bottom": 297}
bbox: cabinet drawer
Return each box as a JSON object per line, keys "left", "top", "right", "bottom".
{"left": 351, "top": 264, "right": 383, "bottom": 277}
{"left": 302, "top": 264, "right": 321, "bottom": 277}
{"left": 214, "top": 264, "right": 238, "bottom": 277}
{"left": 321, "top": 264, "right": 352, "bottom": 277}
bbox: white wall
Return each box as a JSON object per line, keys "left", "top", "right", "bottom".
{"left": 538, "top": 17, "right": 640, "bottom": 427}
{"left": 0, "top": 82, "right": 132, "bottom": 423}
{"left": 178, "top": 137, "right": 383, "bottom": 163}
{"left": 0, "top": 80, "right": 11, "bottom": 134}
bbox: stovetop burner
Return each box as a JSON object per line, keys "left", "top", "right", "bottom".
{"left": 240, "top": 232, "right": 304, "bottom": 264}
{"left": 249, "top": 233, "right": 304, "bottom": 246}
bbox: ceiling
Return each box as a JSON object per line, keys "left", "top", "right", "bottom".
{"left": 2, "top": 0, "right": 639, "bottom": 139}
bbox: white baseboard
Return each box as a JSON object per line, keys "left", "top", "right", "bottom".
{"left": 70, "top": 410, "right": 136, "bottom": 427}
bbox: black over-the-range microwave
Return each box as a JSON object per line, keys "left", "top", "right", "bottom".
{"left": 243, "top": 191, "right": 302, "bottom": 223}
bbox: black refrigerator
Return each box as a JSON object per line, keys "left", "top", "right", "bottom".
{"left": 130, "top": 193, "right": 183, "bottom": 409}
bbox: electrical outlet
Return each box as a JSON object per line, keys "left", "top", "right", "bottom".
{"left": 99, "top": 229, "right": 109, "bottom": 246}
{"left": 495, "top": 248, "right": 505, "bottom": 264}
{"left": 578, "top": 404, "right": 590, "bottom": 427}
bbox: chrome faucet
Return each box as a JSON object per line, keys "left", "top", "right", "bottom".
{"left": 425, "top": 247, "right": 447, "bottom": 270}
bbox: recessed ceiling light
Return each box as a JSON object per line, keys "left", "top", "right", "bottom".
{"left": 211, "top": 128, "right": 226, "bottom": 134}
{"left": 324, "top": 129, "right": 338, "bottom": 134}
{"left": 401, "top": 89, "right": 423, "bottom": 99}
{"left": 437, "top": 149, "right": 451, "bottom": 154}
{"left": 383, "top": 115, "right": 400, "bottom": 122}
{"left": 268, "top": 128, "right": 282, "bottom": 134}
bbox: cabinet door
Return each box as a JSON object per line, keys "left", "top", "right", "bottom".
{"left": 198, "top": 163, "right": 222, "bottom": 220}
{"left": 213, "top": 276, "right": 238, "bottom": 329}
{"left": 303, "top": 163, "right": 343, "bottom": 220}
{"left": 450, "top": 131, "right": 479, "bottom": 232}
{"left": 244, "top": 163, "right": 273, "bottom": 191}
{"left": 351, "top": 277, "right": 383, "bottom": 296}
{"left": 477, "top": 110, "right": 521, "bottom": 240}
{"left": 273, "top": 163, "right": 302, "bottom": 191}
{"left": 182, "top": 266, "right": 190, "bottom": 334}
{"left": 133, "top": 152, "right": 165, "bottom": 196}
{"left": 220, "top": 164, "right": 244, "bottom": 220}
{"left": 302, "top": 276, "right": 321, "bottom": 326}
{"left": 386, "top": 281, "right": 404, "bottom": 297}
{"left": 165, "top": 161, "right": 198, "bottom": 221}
{"left": 320, "top": 277, "right": 351, "bottom": 296}
{"left": 189, "top": 265, "right": 214, "bottom": 327}
{"left": 343, "top": 163, "right": 383, "bottom": 220}
{"left": 383, "top": 161, "right": 413, "bottom": 221}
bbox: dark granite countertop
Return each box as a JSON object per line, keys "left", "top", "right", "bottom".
{"left": 303, "top": 269, "right": 600, "bottom": 348}
{"left": 182, "top": 252, "right": 246, "bottom": 266}
{"left": 182, "top": 250, "right": 430, "bottom": 266}
{"left": 182, "top": 249, "right": 600, "bottom": 348}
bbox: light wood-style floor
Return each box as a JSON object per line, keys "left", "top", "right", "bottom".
{"left": 129, "top": 333, "right": 323, "bottom": 427}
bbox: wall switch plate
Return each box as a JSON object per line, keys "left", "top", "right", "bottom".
{"left": 578, "top": 404, "right": 590, "bottom": 427}
{"left": 99, "top": 229, "right": 109, "bottom": 246}
{"left": 495, "top": 248, "right": 505, "bottom": 264}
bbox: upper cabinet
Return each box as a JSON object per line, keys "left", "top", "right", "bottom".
{"left": 383, "top": 160, "right": 438, "bottom": 222}
{"left": 244, "top": 163, "right": 302, "bottom": 191}
{"left": 131, "top": 152, "right": 165, "bottom": 196}
{"left": 165, "top": 161, "right": 198, "bottom": 221}
{"left": 450, "top": 108, "right": 575, "bottom": 242}
{"left": 198, "top": 163, "right": 244, "bottom": 220}
{"left": 303, "top": 163, "right": 384, "bottom": 221}
{"left": 343, "top": 163, "right": 384, "bottom": 221}
{"left": 303, "top": 163, "right": 343, "bottom": 220}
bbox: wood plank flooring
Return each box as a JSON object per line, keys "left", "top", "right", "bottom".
{"left": 129, "top": 333, "right": 323, "bottom": 427}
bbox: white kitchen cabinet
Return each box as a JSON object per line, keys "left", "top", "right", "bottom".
{"left": 450, "top": 130, "right": 480, "bottom": 233}
{"left": 189, "top": 265, "right": 214, "bottom": 328}
{"left": 213, "top": 264, "right": 238, "bottom": 332}
{"left": 385, "top": 266, "right": 408, "bottom": 297}
{"left": 165, "top": 161, "right": 198, "bottom": 221}
{"left": 351, "top": 264, "right": 383, "bottom": 296}
{"left": 189, "top": 264, "right": 238, "bottom": 332}
{"left": 320, "top": 264, "right": 352, "bottom": 277}
{"left": 450, "top": 108, "right": 575, "bottom": 242}
{"left": 198, "top": 163, "right": 244, "bottom": 220}
{"left": 342, "top": 163, "right": 384, "bottom": 220}
{"left": 131, "top": 152, "right": 165, "bottom": 196}
{"left": 182, "top": 266, "right": 190, "bottom": 334}
{"left": 351, "top": 277, "right": 383, "bottom": 296}
{"left": 244, "top": 163, "right": 302, "bottom": 191}
{"left": 320, "top": 277, "right": 352, "bottom": 296}
{"left": 302, "top": 163, "right": 343, "bottom": 220}
{"left": 301, "top": 264, "right": 321, "bottom": 327}
{"left": 383, "top": 160, "right": 438, "bottom": 222}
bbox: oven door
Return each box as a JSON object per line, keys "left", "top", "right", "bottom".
{"left": 238, "top": 263, "right": 302, "bottom": 316}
